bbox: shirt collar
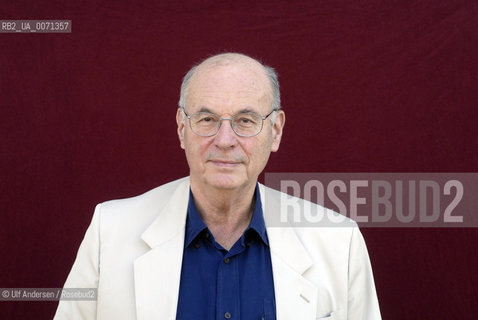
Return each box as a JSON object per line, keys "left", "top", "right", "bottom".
{"left": 184, "top": 189, "right": 208, "bottom": 248}
{"left": 246, "top": 184, "right": 269, "bottom": 246}
{"left": 185, "top": 184, "right": 268, "bottom": 248}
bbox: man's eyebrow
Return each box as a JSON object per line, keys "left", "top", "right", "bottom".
{"left": 237, "top": 108, "right": 256, "bottom": 114}
{"left": 198, "top": 107, "right": 213, "bottom": 113}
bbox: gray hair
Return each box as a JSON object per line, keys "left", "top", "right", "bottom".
{"left": 178, "top": 54, "right": 281, "bottom": 124}
{"left": 178, "top": 65, "right": 198, "bottom": 112}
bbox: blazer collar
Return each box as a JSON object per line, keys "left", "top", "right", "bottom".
{"left": 140, "top": 179, "right": 190, "bottom": 249}
{"left": 134, "top": 179, "right": 190, "bottom": 320}
{"left": 259, "top": 183, "right": 319, "bottom": 320}
{"left": 139, "top": 179, "right": 314, "bottom": 272}
{"left": 259, "top": 183, "right": 313, "bottom": 274}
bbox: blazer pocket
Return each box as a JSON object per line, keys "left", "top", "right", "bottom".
{"left": 317, "top": 310, "right": 337, "bottom": 319}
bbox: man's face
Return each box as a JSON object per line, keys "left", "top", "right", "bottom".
{"left": 177, "top": 62, "right": 285, "bottom": 192}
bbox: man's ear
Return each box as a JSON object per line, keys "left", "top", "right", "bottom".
{"left": 271, "top": 110, "right": 285, "bottom": 152}
{"left": 176, "top": 108, "right": 185, "bottom": 150}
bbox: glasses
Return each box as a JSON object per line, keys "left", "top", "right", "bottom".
{"left": 182, "top": 108, "right": 277, "bottom": 137}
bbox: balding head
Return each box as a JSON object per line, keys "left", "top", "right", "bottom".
{"left": 178, "top": 53, "right": 281, "bottom": 113}
{"left": 196, "top": 52, "right": 263, "bottom": 69}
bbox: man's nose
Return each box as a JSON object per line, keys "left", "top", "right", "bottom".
{"left": 214, "top": 119, "right": 238, "bottom": 148}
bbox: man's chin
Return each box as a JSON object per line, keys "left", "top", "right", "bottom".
{"left": 205, "top": 174, "right": 246, "bottom": 191}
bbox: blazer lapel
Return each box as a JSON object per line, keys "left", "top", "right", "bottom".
{"left": 134, "top": 180, "right": 190, "bottom": 320}
{"left": 261, "top": 184, "right": 318, "bottom": 320}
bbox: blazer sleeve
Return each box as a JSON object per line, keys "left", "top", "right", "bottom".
{"left": 53, "top": 204, "right": 101, "bottom": 320}
{"left": 347, "top": 227, "right": 382, "bottom": 320}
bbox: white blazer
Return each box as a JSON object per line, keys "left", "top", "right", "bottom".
{"left": 54, "top": 177, "right": 381, "bottom": 320}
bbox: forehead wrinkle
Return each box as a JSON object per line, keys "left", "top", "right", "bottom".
{"left": 195, "top": 107, "right": 260, "bottom": 115}
{"left": 188, "top": 88, "right": 268, "bottom": 111}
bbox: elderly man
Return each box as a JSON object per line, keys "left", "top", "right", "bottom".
{"left": 55, "top": 53, "right": 381, "bottom": 319}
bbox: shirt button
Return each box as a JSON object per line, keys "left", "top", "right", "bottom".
{"left": 224, "top": 258, "right": 230, "bottom": 264}
{"left": 194, "top": 242, "right": 200, "bottom": 249}
{"left": 224, "top": 312, "right": 231, "bottom": 319}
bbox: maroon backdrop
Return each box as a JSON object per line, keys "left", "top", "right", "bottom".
{"left": 1, "top": 1, "right": 477, "bottom": 319}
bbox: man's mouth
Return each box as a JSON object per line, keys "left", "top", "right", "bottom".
{"left": 209, "top": 160, "right": 241, "bottom": 167}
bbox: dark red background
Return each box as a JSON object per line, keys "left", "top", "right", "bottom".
{"left": 1, "top": 1, "right": 477, "bottom": 319}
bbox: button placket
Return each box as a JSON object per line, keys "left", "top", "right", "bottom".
{"left": 216, "top": 254, "right": 239, "bottom": 320}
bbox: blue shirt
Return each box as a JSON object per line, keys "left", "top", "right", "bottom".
{"left": 176, "top": 185, "right": 276, "bottom": 320}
